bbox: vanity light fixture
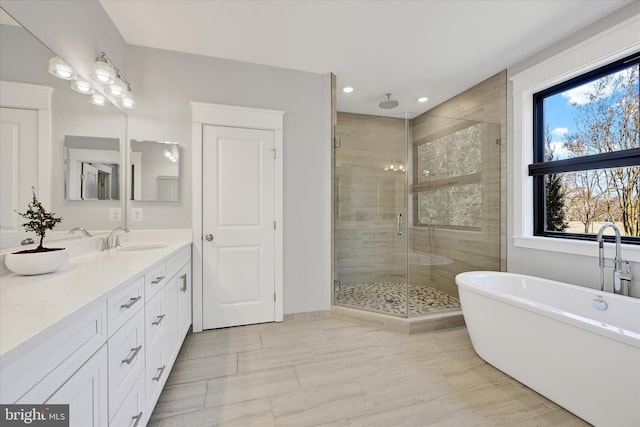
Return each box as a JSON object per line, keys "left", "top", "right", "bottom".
{"left": 384, "top": 161, "right": 405, "bottom": 172}
{"left": 91, "top": 52, "right": 135, "bottom": 108}
{"left": 164, "top": 148, "right": 178, "bottom": 163}
{"left": 48, "top": 57, "right": 76, "bottom": 80}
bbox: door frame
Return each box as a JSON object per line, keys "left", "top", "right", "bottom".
{"left": 191, "top": 102, "right": 284, "bottom": 332}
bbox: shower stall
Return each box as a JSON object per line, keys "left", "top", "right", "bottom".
{"left": 333, "top": 112, "right": 501, "bottom": 318}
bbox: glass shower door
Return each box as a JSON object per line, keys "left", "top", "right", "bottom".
{"left": 333, "top": 112, "right": 409, "bottom": 317}
{"left": 408, "top": 116, "right": 502, "bottom": 316}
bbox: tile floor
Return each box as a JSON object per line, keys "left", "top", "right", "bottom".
{"left": 149, "top": 313, "right": 590, "bottom": 427}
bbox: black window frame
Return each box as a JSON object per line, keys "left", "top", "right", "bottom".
{"left": 530, "top": 51, "right": 640, "bottom": 245}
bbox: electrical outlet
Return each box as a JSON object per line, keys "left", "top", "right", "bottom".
{"left": 132, "top": 207, "right": 143, "bottom": 222}
{"left": 109, "top": 208, "right": 121, "bottom": 222}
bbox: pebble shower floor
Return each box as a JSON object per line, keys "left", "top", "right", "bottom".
{"left": 335, "top": 282, "right": 461, "bottom": 316}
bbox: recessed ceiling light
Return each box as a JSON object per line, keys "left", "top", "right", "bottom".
{"left": 342, "top": 87, "right": 354, "bottom": 94}
{"left": 417, "top": 96, "right": 429, "bottom": 103}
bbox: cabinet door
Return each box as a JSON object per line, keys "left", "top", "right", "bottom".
{"left": 145, "top": 347, "right": 169, "bottom": 416}
{"left": 177, "top": 264, "right": 192, "bottom": 339}
{"left": 145, "top": 288, "right": 168, "bottom": 358}
{"left": 19, "top": 346, "right": 108, "bottom": 427}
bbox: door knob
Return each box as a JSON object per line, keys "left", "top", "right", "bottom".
{"left": 205, "top": 234, "right": 214, "bottom": 241}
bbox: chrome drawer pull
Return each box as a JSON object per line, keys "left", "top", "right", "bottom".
{"left": 131, "top": 411, "right": 143, "bottom": 427}
{"left": 152, "top": 365, "right": 166, "bottom": 381}
{"left": 152, "top": 314, "right": 166, "bottom": 326}
{"left": 122, "top": 345, "right": 142, "bottom": 364}
{"left": 120, "top": 296, "right": 142, "bottom": 310}
{"left": 151, "top": 276, "right": 165, "bottom": 284}
{"left": 180, "top": 274, "right": 188, "bottom": 292}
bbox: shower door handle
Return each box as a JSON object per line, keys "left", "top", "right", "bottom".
{"left": 396, "top": 213, "right": 403, "bottom": 236}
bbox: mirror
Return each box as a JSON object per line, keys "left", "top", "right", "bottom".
{"left": 65, "top": 136, "right": 121, "bottom": 200}
{"left": 0, "top": 8, "right": 127, "bottom": 250}
{"left": 130, "top": 140, "right": 180, "bottom": 202}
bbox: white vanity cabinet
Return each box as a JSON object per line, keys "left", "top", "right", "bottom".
{"left": 0, "top": 240, "right": 192, "bottom": 427}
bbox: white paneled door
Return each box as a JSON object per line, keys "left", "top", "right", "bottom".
{"left": 202, "top": 125, "right": 276, "bottom": 329}
{"left": 0, "top": 107, "right": 38, "bottom": 247}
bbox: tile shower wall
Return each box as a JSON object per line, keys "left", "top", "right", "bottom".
{"left": 409, "top": 71, "right": 506, "bottom": 298}
{"left": 335, "top": 113, "right": 407, "bottom": 285}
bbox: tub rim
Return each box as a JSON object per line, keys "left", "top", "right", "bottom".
{"left": 455, "top": 271, "right": 640, "bottom": 349}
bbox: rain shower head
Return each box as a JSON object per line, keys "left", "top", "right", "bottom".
{"left": 379, "top": 93, "right": 399, "bottom": 109}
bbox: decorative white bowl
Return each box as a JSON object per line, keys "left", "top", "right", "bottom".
{"left": 4, "top": 248, "right": 69, "bottom": 275}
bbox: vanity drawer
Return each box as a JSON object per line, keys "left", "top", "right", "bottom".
{"left": 145, "top": 288, "right": 168, "bottom": 359}
{"left": 108, "top": 308, "right": 145, "bottom": 421}
{"left": 108, "top": 276, "right": 144, "bottom": 337}
{"left": 165, "top": 245, "right": 190, "bottom": 280}
{"left": 145, "top": 263, "right": 166, "bottom": 300}
{"left": 110, "top": 368, "right": 146, "bottom": 427}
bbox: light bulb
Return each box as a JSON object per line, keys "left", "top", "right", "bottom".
{"left": 48, "top": 57, "right": 76, "bottom": 80}
{"left": 92, "top": 60, "right": 116, "bottom": 84}
{"left": 108, "top": 77, "right": 127, "bottom": 97}
{"left": 70, "top": 79, "right": 94, "bottom": 94}
{"left": 121, "top": 91, "right": 135, "bottom": 109}
{"left": 89, "top": 93, "right": 106, "bottom": 106}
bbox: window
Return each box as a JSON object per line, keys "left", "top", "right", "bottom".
{"left": 530, "top": 52, "right": 640, "bottom": 244}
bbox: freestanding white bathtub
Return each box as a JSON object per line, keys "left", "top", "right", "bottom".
{"left": 456, "top": 271, "right": 640, "bottom": 427}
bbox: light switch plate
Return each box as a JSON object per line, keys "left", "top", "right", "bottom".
{"left": 132, "top": 208, "right": 143, "bottom": 222}
{"left": 109, "top": 208, "right": 121, "bottom": 222}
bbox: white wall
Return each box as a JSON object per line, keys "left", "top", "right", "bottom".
{"left": 125, "top": 46, "right": 331, "bottom": 314}
{"left": 2, "top": 0, "right": 333, "bottom": 314}
{"left": 507, "top": 1, "right": 640, "bottom": 298}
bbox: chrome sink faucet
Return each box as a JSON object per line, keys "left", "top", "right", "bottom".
{"left": 102, "top": 226, "right": 130, "bottom": 250}
{"left": 596, "top": 223, "right": 632, "bottom": 296}
{"left": 69, "top": 227, "right": 92, "bottom": 237}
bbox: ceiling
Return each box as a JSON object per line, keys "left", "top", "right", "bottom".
{"left": 100, "top": 0, "right": 631, "bottom": 118}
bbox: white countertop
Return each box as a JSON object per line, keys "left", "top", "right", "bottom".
{"left": 0, "top": 238, "right": 191, "bottom": 358}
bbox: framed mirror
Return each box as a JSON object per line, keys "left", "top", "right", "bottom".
{"left": 130, "top": 140, "right": 180, "bottom": 202}
{"left": 65, "top": 135, "right": 121, "bottom": 200}
{"left": 0, "top": 8, "right": 127, "bottom": 250}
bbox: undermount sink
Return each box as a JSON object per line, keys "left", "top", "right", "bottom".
{"left": 117, "top": 243, "right": 169, "bottom": 252}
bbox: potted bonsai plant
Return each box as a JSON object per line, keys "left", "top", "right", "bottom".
{"left": 4, "top": 187, "right": 69, "bottom": 275}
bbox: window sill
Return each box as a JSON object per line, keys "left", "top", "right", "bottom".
{"left": 513, "top": 236, "right": 640, "bottom": 263}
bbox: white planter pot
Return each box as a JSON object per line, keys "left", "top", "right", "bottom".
{"left": 5, "top": 248, "right": 69, "bottom": 275}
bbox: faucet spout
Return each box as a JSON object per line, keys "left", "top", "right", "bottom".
{"left": 596, "top": 223, "right": 627, "bottom": 295}
{"left": 69, "top": 227, "right": 92, "bottom": 237}
{"left": 106, "top": 226, "right": 130, "bottom": 249}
